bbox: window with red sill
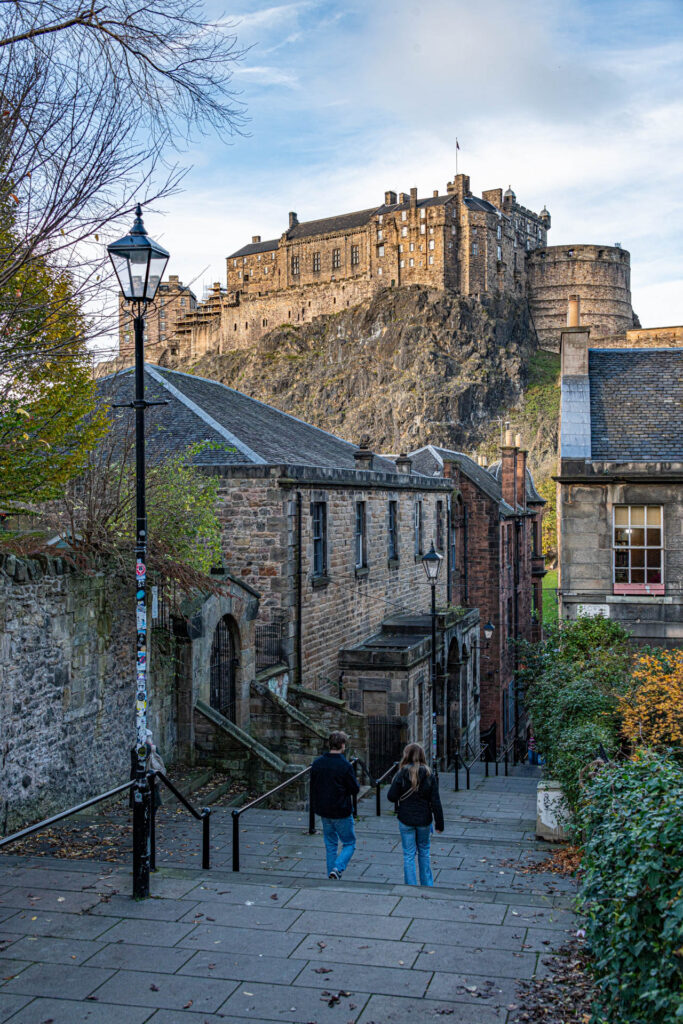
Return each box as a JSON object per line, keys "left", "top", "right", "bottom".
{"left": 613, "top": 505, "right": 664, "bottom": 596}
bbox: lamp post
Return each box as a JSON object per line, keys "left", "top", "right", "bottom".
{"left": 422, "top": 542, "right": 443, "bottom": 772}
{"left": 107, "top": 205, "right": 169, "bottom": 900}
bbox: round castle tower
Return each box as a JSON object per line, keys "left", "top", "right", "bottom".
{"left": 527, "top": 244, "right": 634, "bottom": 351}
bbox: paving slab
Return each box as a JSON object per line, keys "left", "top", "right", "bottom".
{"left": 92, "top": 968, "right": 237, "bottom": 1013}
{"left": 178, "top": 922, "right": 303, "bottom": 957}
{"left": 288, "top": 908, "right": 409, "bottom": 940}
{"left": 1, "top": 961, "right": 115, "bottom": 999}
{"left": 0, "top": 935, "right": 106, "bottom": 965}
{"left": 218, "top": 980, "right": 369, "bottom": 1023}
{"left": 289, "top": 932, "right": 423, "bottom": 968}
{"left": 414, "top": 943, "right": 539, "bottom": 979}
{"left": 292, "top": 959, "right": 432, "bottom": 997}
{"left": 0, "top": 997, "right": 151, "bottom": 1023}
{"left": 0, "top": 993, "right": 31, "bottom": 1024}
{"left": 178, "top": 949, "right": 304, "bottom": 985}
{"left": 83, "top": 942, "right": 195, "bottom": 974}
{"left": 357, "top": 991, "right": 506, "bottom": 1023}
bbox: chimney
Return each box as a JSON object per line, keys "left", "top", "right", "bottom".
{"left": 500, "top": 436, "right": 518, "bottom": 508}
{"left": 168, "top": 274, "right": 179, "bottom": 286}
{"left": 395, "top": 452, "right": 413, "bottom": 474}
{"left": 410, "top": 187, "right": 418, "bottom": 208}
{"left": 433, "top": 190, "right": 439, "bottom": 198}
{"left": 399, "top": 192, "right": 409, "bottom": 204}
{"left": 354, "top": 443, "right": 373, "bottom": 469}
{"left": 385, "top": 190, "right": 397, "bottom": 206}
{"left": 560, "top": 322, "right": 590, "bottom": 378}
{"left": 288, "top": 212, "right": 298, "bottom": 229}
{"left": 252, "top": 235, "right": 261, "bottom": 244}
{"left": 567, "top": 294, "right": 580, "bottom": 327}
{"left": 515, "top": 440, "right": 527, "bottom": 511}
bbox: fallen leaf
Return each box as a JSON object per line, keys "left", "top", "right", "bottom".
{"left": 183, "top": 1000, "right": 193, "bottom": 1009}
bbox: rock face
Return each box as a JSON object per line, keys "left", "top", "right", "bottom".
{"left": 172, "top": 286, "right": 540, "bottom": 458}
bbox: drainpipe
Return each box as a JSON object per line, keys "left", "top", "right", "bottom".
{"left": 513, "top": 517, "right": 521, "bottom": 755}
{"left": 296, "top": 492, "right": 303, "bottom": 686}
{"left": 446, "top": 495, "right": 452, "bottom": 602}
{"left": 463, "top": 505, "right": 469, "bottom": 605}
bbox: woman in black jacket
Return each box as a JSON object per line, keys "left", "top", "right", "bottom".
{"left": 387, "top": 743, "right": 444, "bottom": 886}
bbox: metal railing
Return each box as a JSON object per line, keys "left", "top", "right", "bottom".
{"left": 495, "top": 733, "right": 517, "bottom": 777}
{"left": 149, "top": 771, "right": 211, "bottom": 871}
{"left": 372, "top": 760, "right": 399, "bottom": 815}
{"left": 0, "top": 780, "right": 135, "bottom": 852}
{"left": 453, "top": 741, "right": 488, "bottom": 792}
{"left": 254, "top": 620, "right": 286, "bottom": 672}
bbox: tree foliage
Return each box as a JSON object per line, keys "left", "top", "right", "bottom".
{"left": 537, "top": 475, "right": 557, "bottom": 562}
{"left": 619, "top": 649, "right": 683, "bottom": 755}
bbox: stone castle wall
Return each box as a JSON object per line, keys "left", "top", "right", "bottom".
{"left": 0, "top": 557, "right": 178, "bottom": 831}
{"left": 591, "top": 326, "right": 683, "bottom": 349}
{"left": 528, "top": 244, "right": 634, "bottom": 351}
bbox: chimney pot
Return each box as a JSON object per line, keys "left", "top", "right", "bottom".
{"left": 433, "top": 189, "right": 439, "bottom": 197}
{"left": 504, "top": 428, "right": 514, "bottom": 447}
{"left": 515, "top": 433, "right": 522, "bottom": 448}
{"left": 252, "top": 235, "right": 261, "bottom": 244}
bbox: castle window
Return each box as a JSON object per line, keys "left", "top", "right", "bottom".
{"left": 497, "top": 224, "right": 502, "bottom": 240}
{"left": 272, "top": 252, "right": 275, "bottom": 260}
{"left": 264, "top": 267, "right": 268, "bottom": 274}
{"left": 377, "top": 230, "right": 383, "bottom": 241}
{"left": 429, "top": 227, "right": 434, "bottom": 233}
{"left": 429, "top": 240, "right": 435, "bottom": 250}
{"left": 420, "top": 224, "right": 425, "bottom": 235}
{"left": 332, "top": 248, "right": 341, "bottom": 269}
{"left": 378, "top": 214, "right": 383, "bottom": 224}
{"left": 451, "top": 226, "right": 456, "bottom": 235}
{"left": 447, "top": 241, "right": 452, "bottom": 249}
{"left": 234, "top": 323, "right": 237, "bottom": 330}
{"left": 238, "top": 271, "right": 242, "bottom": 278}
{"left": 262, "top": 318, "right": 268, "bottom": 327}
{"left": 257, "top": 254, "right": 261, "bottom": 261}
{"left": 409, "top": 242, "right": 415, "bottom": 252}
{"left": 313, "top": 251, "right": 321, "bottom": 272}
{"left": 243, "top": 257, "right": 247, "bottom": 264}
{"left": 420, "top": 208, "right": 426, "bottom": 219}
{"left": 409, "top": 258, "right": 414, "bottom": 267}
{"left": 472, "top": 243, "right": 478, "bottom": 255}
{"left": 497, "top": 245, "right": 502, "bottom": 260}
{"left": 399, "top": 244, "right": 403, "bottom": 253}
{"left": 292, "top": 255, "right": 300, "bottom": 275}
{"left": 351, "top": 245, "right": 359, "bottom": 266}
{"left": 400, "top": 259, "right": 405, "bottom": 268}
{"left": 401, "top": 211, "right": 407, "bottom": 221}
{"left": 429, "top": 255, "right": 434, "bottom": 265}
{"left": 233, "top": 260, "right": 237, "bottom": 267}
{"left": 378, "top": 267, "right": 383, "bottom": 276}
{"left": 401, "top": 226, "right": 408, "bottom": 237}
{"left": 472, "top": 226, "right": 477, "bottom": 235}
{"left": 180, "top": 298, "right": 186, "bottom": 306}
{"left": 378, "top": 245, "right": 385, "bottom": 257}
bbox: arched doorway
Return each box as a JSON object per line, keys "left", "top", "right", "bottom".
{"left": 210, "top": 616, "right": 238, "bottom": 721}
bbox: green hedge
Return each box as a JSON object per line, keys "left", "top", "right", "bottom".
{"left": 577, "top": 753, "right": 683, "bottom": 1023}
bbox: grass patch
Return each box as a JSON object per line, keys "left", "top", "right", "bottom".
{"left": 543, "top": 568, "right": 558, "bottom": 625}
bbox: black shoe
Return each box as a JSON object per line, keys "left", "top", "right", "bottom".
{"left": 328, "top": 869, "right": 341, "bottom": 880}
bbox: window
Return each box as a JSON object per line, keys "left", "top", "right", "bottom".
{"left": 496, "top": 224, "right": 502, "bottom": 240}
{"left": 614, "top": 505, "right": 663, "bottom": 591}
{"left": 420, "top": 208, "right": 426, "bottom": 219}
{"left": 429, "top": 239, "right": 435, "bottom": 250}
{"left": 272, "top": 252, "right": 276, "bottom": 260}
{"left": 377, "top": 267, "right": 383, "bottom": 276}
{"left": 312, "top": 251, "right": 321, "bottom": 272}
{"left": 180, "top": 298, "right": 186, "bottom": 306}
{"left": 378, "top": 214, "right": 383, "bottom": 224}
{"left": 377, "top": 230, "right": 383, "bottom": 241}
{"left": 355, "top": 501, "right": 367, "bottom": 569}
{"left": 292, "top": 255, "right": 300, "bottom": 275}
{"left": 388, "top": 500, "right": 398, "bottom": 561}
{"left": 400, "top": 259, "right": 405, "bottom": 268}
{"left": 351, "top": 245, "right": 359, "bottom": 266}
{"left": 378, "top": 245, "right": 385, "bottom": 257}
{"left": 332, "top": 248, "right": 341, "bottom": 269}
{"left": 451, "top": 225, "right": 456, "bottom": 235}
{"left": 436, "top": 500, "right": 444, "bottom": 551}
{"left": 409, "top": 242, "right": 415, "bottom": 252}
{"left": 233, "top": 259, "right": 237, "bottom": 267}
{"left": 257, "top": 254, "right": 261, "bottom": 261}
{"left": 312, "top": 502, "right": 327, "bottom": 577}
{"left": 409, "top": 258, "right": 414, "bottom": 267}
{"left": 429, "top": 255, "right": 434, "bottom": 265}
{"left": 401, "top": 226, "right": 408, "bottom": 237}
{"left": 414, "top": 500, "right": 424, "bottom": 556}
{"left": 399, "top": 244, "right": 404, "bottom": 253}
{"left": 420, "top": 224, "right": 426, "bottom": 235}
{"left": 401, "top": 211, "right": 407, "bottom": 221}
{"left": 497, "top": 245, "right": 502, "bottom": 260}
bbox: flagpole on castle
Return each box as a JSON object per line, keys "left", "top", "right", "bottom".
{"left": 455, "top": 138, "right": 460, "bottom": 176}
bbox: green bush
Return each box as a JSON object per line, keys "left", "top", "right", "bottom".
{"left": 517, "top": 616, "right": 631, "bottom": 811}
{"left": 577, "top": 752, "right": 683, "bottom": 1023}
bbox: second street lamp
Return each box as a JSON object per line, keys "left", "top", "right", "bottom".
{"left": 107, "top": 204, "right": 169, "bottom": 900}
{"left": 422, "top": 542, "right": 443, "bottom": 771}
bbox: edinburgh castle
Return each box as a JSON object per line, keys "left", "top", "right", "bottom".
{"left": 118, "top": 170, "right": 639, "bottom": 363}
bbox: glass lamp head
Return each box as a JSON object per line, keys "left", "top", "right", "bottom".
{"left": 107, "top": 204, "right": 169, "bottom": 303}
{"left": 421, "top": 541, "right": 443, "bottom": 582}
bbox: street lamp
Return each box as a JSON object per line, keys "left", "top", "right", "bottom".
{"left": 483, "top": 621, "right": 495, "bottom": 642}
{"left": 422, "top": 542, "right": 443, "bottom": 771}
{"left": 107, "top": 205, "right": 169, "bottom": 900}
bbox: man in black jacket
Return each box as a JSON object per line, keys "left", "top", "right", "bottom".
{"left": 310, "top": 731, "right": 360, "bottom": 879}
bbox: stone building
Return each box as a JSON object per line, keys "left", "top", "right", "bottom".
{"left": 528, "top": 244, "right": 636, "bottom": 351}
{"left": 557, "top": 322, "right": 683, "bottom": 645}
{"left": 98, "top": 366, "right": 483, "bottom": 773}
{"left": 126, "top": 172, "right": 551, "bottom": 360}
{"left": 408, "top": 442, "right": 545, "bottom": 750}
{"left": 118, "top": 274, "right": 197, "bottom": 361}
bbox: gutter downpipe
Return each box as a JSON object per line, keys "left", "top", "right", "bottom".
{"left": 296, "top": 492, "right": 303, "bottom": 686}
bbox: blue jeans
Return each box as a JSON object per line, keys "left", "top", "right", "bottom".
{"left": 321, "top": 815, "right": 356, "bottom": 875}
{"left": 398, "top": 821, "right": 434, "bottom": 886}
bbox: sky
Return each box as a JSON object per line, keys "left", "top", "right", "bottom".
{"left": 138, "top": 0, "right": 683, "bottom": 330}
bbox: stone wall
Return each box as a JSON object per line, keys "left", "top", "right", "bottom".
{"left": 592, "top": 326, "right": 683, "bottom": 349}
{"left": 528, "top": 245, "right": 634, "bottom": 351}
{"left": 557, "top": 464, "right": 683, "bottom": 646}
{"left": 0, "top": 556, "right": 178, "bottom": 831}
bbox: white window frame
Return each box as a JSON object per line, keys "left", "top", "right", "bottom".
{"left": 613, "top": 504, "right": 664, "bottom": 593}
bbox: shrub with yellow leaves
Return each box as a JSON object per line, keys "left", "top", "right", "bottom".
{"left": 619, "top": 649, "right": 683, "bottom": 753}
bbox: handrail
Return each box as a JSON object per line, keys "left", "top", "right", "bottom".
{"left": 454, "top": 741, "right": 490, "bottom": 792}
{"left": 495, "top": 732, "right": 517, "bottom": 778}
{"left": 373, "top": 760, "right": 399, "bottom": 816}
{"left": 148, "top": 770, "right": 211, "bottom": 871}
{"left": 231, "top": 762, "right": 314, "bottom": 872}
{"left": 0, "top": 780, "right": 135, "bottom": 851}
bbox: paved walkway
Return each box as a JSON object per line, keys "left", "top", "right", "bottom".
{"left": 0, "top": 764, "right": 577, "bottom": 1023}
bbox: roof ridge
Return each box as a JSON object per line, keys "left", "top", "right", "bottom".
{"left": 144, "top": 365, "right": 266, "bottom": 465}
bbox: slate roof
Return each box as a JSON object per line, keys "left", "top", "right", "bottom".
{"left": 408, "top": 446, "right": 518, "bottom": 514}
{"left": 588, "top": 349, "right": 683, "bottom": 461}
{"left": 464, "top": 196, "right": 499, "bottom": 216}
{"left": 560, "top": 376, "right": 591, "bottom": 459}
{"left": 287, "top": 207, "right": 378, "bottom": 240}
{"left": 228, "top": 238, "right": 279, "bottom": 259}
{"left": 97, "top": 365, "right": 399, "bottom": 473}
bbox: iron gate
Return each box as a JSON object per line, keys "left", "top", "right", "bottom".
{"left": 210, "top": 616, "right": 236, "bottom": 721}
{"left": 367, "top": 717, "right": 404, "bottom": 779}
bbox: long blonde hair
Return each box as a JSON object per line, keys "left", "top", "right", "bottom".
{"left": 399, "top": 743, "right": 430, "bottom": 796}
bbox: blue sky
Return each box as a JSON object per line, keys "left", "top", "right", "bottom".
{"left": 149, "top": 0, "right": 683, "bottom": 329}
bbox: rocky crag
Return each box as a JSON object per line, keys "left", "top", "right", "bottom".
{"left": 165, "top": 285, "right": 559, "bottom": 477}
